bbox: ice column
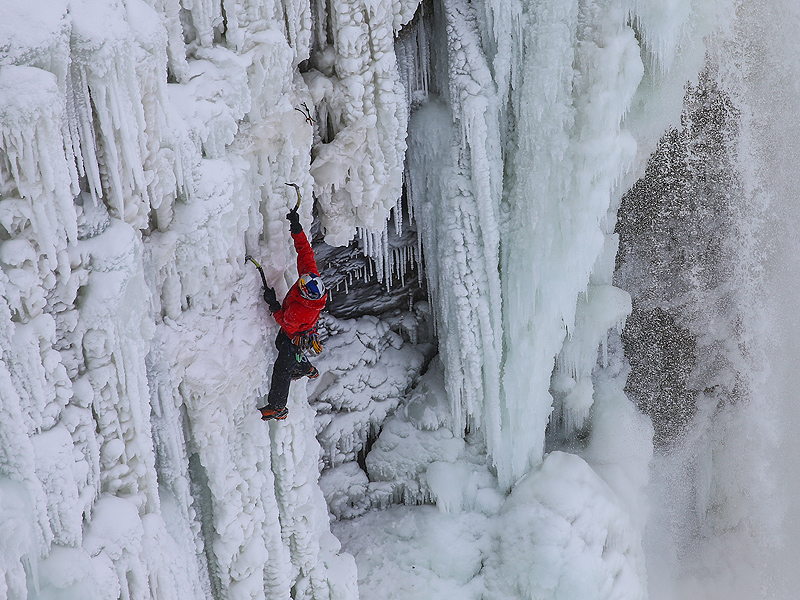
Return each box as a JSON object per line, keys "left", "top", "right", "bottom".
{"left": 406, "top": 0, "right": 504, "bottom": 459}
{"left": 498, "top": 0, "right": 644, "bottom": 488}
{"left": 490, "top": 0, "right": 719, "bottom": 490}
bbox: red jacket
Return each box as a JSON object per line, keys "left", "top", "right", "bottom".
{"left": 272, "top": 231, "right": 327, "bottom": 336}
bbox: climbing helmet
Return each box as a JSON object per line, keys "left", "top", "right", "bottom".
{"left": 298, "top": 273, "right": 326, "bottom": 300}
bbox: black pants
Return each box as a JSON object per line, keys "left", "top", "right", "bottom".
{"left": 266, "top": 331, "right": 314, "bottom": 410}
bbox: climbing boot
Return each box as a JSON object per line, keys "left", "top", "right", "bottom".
{"left": 292, "top": 365, "right": 319, "bottom": 381}
{"left": 259, "top": 406, "right": 288, "bottom": 421}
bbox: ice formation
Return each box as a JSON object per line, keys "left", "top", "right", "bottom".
{"left": 1, "top": 0, "right": 794, "bottom": 597}
{"left": 400, "top": 0, "right": 717, "bottom": 496}
{"left": 0, "top": 0, "right": 390, "bottom": 596}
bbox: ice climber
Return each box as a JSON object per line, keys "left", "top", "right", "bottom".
{"left": 253, "top": 205, "right": 326, "bottom": 421}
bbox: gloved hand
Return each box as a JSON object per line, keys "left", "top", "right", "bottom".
{"left": 263, "top": 286, "right": 281, "bottom": 313}
{"left": 286, "top": 209, "right": 302, "bottom": 234}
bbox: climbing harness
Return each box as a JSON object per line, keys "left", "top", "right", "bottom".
{"left": 292, "top": 327, "right": 323, "bottom": 356}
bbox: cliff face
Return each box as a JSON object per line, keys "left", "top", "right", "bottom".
{"left": 0, "top": 0, "right": 397, "bottom": 595}
{"left": 4, "top": 0, "right": 784, "bottom": 598}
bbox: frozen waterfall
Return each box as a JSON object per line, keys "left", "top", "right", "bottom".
{"left": 1, "top": 0, "right": 799, "bottom": 598}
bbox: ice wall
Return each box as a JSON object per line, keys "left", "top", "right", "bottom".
{"left": 0, "top": 0, "right": 422, "bottom": 596}
{"left": 336, "top": 2, "right": 720, "bottom": 597}
{"left": 401, "top": 0, "right": 717, "bottom": 491}
{"left": 0, "top": 0, "right": 766, "bottom": 597}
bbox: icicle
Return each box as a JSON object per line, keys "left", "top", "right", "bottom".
{"left": 0, "top": 66, "right": 77, "bottom": 290}
{"left": 405, "top": 0, "right": 504, "bottom": 481}
{"left": 393, "top": 198, "right": 403, "bottom": 237}
{"left": 400, "top": 247, "right": 406, "bottom": 287}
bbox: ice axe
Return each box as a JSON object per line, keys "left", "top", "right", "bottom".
{"left": 244, "top": 254, "right": 268, "bottom": 289}
{"left": 285, "top": 182, "right": 302, "bottom": 213}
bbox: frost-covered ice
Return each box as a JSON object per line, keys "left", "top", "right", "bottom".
{"left": 0, "top": 0, "right": 383, "bottom": 596}
{"left": 311, "top": 314, "right": 427, "bottom": 470}
{"left": 1, "top": 0, "right": 797, "bottom": 598}
{"left": 333, "top": 451, "right": 646, "bottom": 600}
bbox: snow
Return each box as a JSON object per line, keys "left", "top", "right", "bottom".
{"left": 311, "top": 314, "right": 426, "bottom": 469}
{"left": 332, "top": 505, "right": 491, "bottom": 600}
{"left": 333, "top": 451, "right": 645, "bottom": 600}
{"left": 1, "top": 0, "right": 795, "bottom": 599}
{"left": 489, "top": 452, "right": 646, "bottom": 600}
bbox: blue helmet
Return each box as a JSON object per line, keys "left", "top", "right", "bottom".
{"left": 298, "top": 273, "right": 326, "bottom": 300}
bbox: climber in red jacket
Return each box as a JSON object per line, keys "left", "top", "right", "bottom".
{"left": 256, "top": 206, "right": 327, "bottom": 421}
